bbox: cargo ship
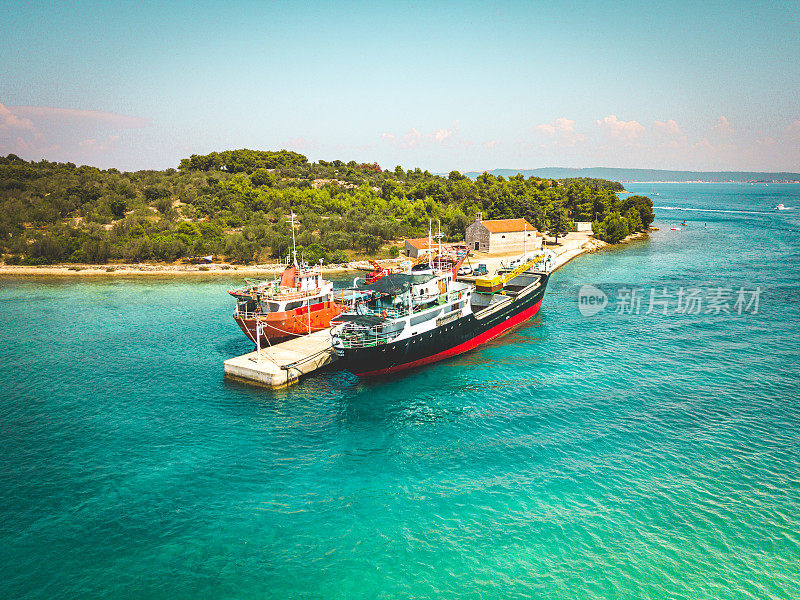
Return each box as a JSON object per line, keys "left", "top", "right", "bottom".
{"left": 330, "top": 253, "right": 549, "bottom": 376}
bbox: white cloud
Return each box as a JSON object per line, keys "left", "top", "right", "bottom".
{"left": 532, "top": 117, "right": 584, "bottom": 146}
{"left": 596, "top": 115, "right": 645, "bottom": 142}
{"left": 0, "top": 103, "right": 35, "bottom": 131}
{"left": 786, "top": 120, "right": 800, "bottom": 140}
{"left": 10, "top": 105, "right": 150, "bottom": 129}
{"left": 286, "top": 136, "right": 316, "bottom": 150}
{"left": 651, "top": 119, "right": 687, "bottom": 149}
{"left": 433, "top": 127, "right": 454, "bottom": 143}
{"left": 401, "top": 128, "right": 422, "bottom": 148}
{"left": 0, "top": 101, "right": 147, "bottom": 164}
{"left": 653, "top": 118, "right": 683, "bottom": 138}
{"left": 532, "top": 124, "right": 554, "bottom": 137}
{"left": 712, "top": 116, "right": 734, "bottom": 138}
{"left": 381, "top": 123, "right": 460, "bottom": 149}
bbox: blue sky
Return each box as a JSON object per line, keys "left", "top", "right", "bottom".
{"left": 1, "top": 0, "right": 799, "bottom": 172}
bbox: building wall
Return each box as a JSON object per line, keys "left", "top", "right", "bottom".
{"left": 466, "top": 222, "right": 542, "bottom": 253}
{"left": 404, "top": 240, "right": 421, "bottom": 258}
{"left": 487, "top": 230, "right": 542, "bottom": 253}
{"left": 575, "top": 221, "right": 593, "bottom": 232}
{"left": 465, "top": 222, "right": 491, "bottom": 252}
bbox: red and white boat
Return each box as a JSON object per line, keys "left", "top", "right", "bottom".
{"left": 229, "top": 214, "right": 344, "bottom": 345}
{"left": 229, "top": 259, "right": 345, "bottom": 345}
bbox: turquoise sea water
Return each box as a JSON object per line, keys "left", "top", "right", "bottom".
{"left": 2, "top": 183, "right": 799, "bottom": 599}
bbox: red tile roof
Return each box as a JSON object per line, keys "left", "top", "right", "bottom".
{"left": 404, "top": 237, "right": 437, "bottom": 250}
{"left": 480, "top": 218, "right": 537, "bottom": 234}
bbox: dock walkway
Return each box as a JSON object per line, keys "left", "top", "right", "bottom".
{"left": 223, "top": 328, "right": 336, "bottom": 389}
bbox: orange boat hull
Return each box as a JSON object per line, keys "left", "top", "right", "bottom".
{"left": 234, "top": 301, "right": 345, "bottom": 345}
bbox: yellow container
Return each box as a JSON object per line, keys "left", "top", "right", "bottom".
{"left": 475, "top": 275, "right": 501, "bottom": 288}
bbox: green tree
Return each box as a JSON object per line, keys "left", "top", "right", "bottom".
{"left": 108, "top": 196, "right": 128, "bottom": 218}
{"left": 621, "top": 195, "right": 654, "bottom": 230}
{"left": 625, "top": 207, "right": 643, "bottom": 232}
{"left": 547, "top": 206, "right": 571, "bottom": 244}
{"left": 601, "top": 213, "right": 630, "bottom": 243}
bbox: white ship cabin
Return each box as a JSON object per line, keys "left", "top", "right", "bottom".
{"left": 230, "top": 262, "right": 335, "bottom": 318}
{"left": 331, "top": 273, "right": 474, "bottom": 348}
{"left": 257, "top": 265, "right": 333, "bottom": 314}
{"left": 294, "top": 269, "right": 323, "bottom": 293}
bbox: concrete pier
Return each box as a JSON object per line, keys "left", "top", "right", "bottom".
{"left": 224, "top": 328, "right": 337, "bottom": 389}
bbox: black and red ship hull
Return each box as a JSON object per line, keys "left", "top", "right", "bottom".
{"left": 337, "top": 272, "right": 549, "bottom": 376}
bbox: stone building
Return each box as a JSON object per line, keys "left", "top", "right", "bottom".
{"left": 404, "top": 237, "right": 436, "bottom": 259}
{"left": 465, "top": 214, "right": 541, "bottom": 253}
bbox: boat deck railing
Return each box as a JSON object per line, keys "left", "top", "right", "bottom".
{"left": 334, "top": 323, "right": 400, "bottom": 348}
{"left": 260, "top": 287, "right": 324, "bottom": 300}
{"left": 333, "top": 290, "right": 468, "bottom": 349}
{"left": 336, "top": 331, "right": 397, "bottom": 348}
{"left": 230, "top": 284, "right": 325, "bottom": 301}
{"left": 233, "top": 309, "right": 271, "bottom": 320}
{"left": 360, "top": 306, "right": 407, "bottom": 319}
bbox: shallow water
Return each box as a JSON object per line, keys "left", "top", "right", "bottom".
{"left": 2, "top": 183, "right": 799, "bottom": 599}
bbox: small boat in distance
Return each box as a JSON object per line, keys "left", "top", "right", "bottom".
{"left": 776, "top": 204, "right": 788, "bottom": 210}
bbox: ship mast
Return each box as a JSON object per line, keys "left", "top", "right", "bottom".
{"left": 428, "top": 219, "right": 433, "bottom": 270}
{"left": 523, "top": 219, "right": 527, "bottom": 258}
{"left": 288, "top": 212, "right": 298, "bottom": 266}
{"left": 437, "top": 219, "right": 442, "bottom": 267}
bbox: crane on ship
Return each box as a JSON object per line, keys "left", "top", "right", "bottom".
{"left": 474, "top": 254, "right": 546, "bottom": 293}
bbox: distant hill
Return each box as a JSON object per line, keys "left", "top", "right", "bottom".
{"left": 460, "top": 167, "right": 800, "bottom": 183}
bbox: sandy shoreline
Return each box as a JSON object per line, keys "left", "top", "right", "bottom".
{"left": 0, "top": 231, "right": 653, "bottom": 278}
{"left": 0, "top": 262, "right": 363, "bottom": 277}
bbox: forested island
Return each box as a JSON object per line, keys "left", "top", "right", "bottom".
{"left": 0, "top": 150, "right": 653, "bottom": 265}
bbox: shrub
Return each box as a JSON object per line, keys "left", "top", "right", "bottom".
{"left": 29, "top": 235, "right": 66, "bottom": 264}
